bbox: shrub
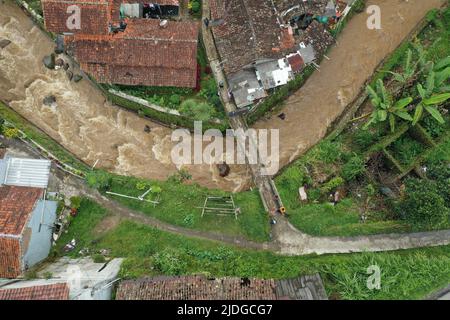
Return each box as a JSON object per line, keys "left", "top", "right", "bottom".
{"left": 3, "top": 127, "right": 20, "bottom": 139}
{"left": 342, "top": 155, "right": 366, "bottom": 181}
{"left": 92, "top": 254, "right": 106, "bottom": 263}
{"left": 136, "top": 181, "right": 148, "bottom": 191}
{"left": 70, "top": 196, "right": 82, "bottom": 210}
{"left": 86, "top": 170, "right": 112, "bottom": 191}
{"left": 315, "top": 140, "right": 343, "bottom": 164}
{"left": 398, "top": 179, "right": 449, "bottom": 230}
{"left": 183, "top": 214, "right": 195, "bottom": 227}
{"left": 321, "top": 177, "right": 345, "bottom": 194}
{"left": 169, "top": 94, "right": 181, "bottom": 106}
{"left": 179, "top": 99, "right": 216, "bottom": 121}
{"left": 152, "top": 250, "right": 187, "bottom": 275}
{"left": 191, "top": 0, "right": 201, "bottom": 13}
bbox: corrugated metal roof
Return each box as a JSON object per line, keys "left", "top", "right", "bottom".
{"left": 0, "top": 157, "right": 51, "bottom": 189}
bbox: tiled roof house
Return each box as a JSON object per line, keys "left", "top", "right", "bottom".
{"left": 0, "top": 155, "right": 57, "bottom": 279}
{"left": 116, "top": 274, "right": 328, "bottom": 300}
{"left": 0, "top": 283, "right": 69, "bottom": 300}
{"left": 42, "top": 0, "right": 199, "bottom": 88}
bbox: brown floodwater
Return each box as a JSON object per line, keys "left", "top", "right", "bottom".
{"left": 254, "top": 0, "right": 446, "bottom": 171}
{"left": 0, "top": 2, "right": 251, "bottom": 192}
{"left": 0, "top": 0, "right": 445, "bottom": 192}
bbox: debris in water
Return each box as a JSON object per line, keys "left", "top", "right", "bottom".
{"left": 73, "top": 74, "right": 83, "bottom": 83}
{"left": 217, "top": 163, "right": 230, "bottom": 177}
{"left": 43, "top": 54, "right": 55, "bottom": 69}
{"left": 0, "top": 39, "right": 11, "bottom": 49}
{"left": 43, "top": 95, "right": 57, "bottom": 106}
{"left": 66, "top": 70, "right": 73, "bottom": 81}
{"left": 278, "top": 113, "right": 286, "bottom": 120}
{"left": 144, "top": 125, "right": 152, "bottom": 133}
{"left": 55, "top": 58, "right": 65, "bottom": 67}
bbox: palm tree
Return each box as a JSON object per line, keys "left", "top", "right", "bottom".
{"left": 364, "top": 79, "right": 413, "bottom": 132}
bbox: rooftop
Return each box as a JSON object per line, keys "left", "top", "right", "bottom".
{"left": 116, "top": 274, "right": 328, "bottom": 300}
{"left": 0, "top": 156, "right": 52, "bottom": 189}
{"left": 209, "top": 0, "right": 332, "bottom": 75}
{"left": 0, "top": 283, "right": 69, "bottom": 300}
{"left": 0, "top": 185, "right": 43, "bottom": 236}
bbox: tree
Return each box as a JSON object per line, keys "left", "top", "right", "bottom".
{"left": 85, "top": 170, "right": 112, "bottom": 191}
{"left": 364, "top": 79, "right": 413, "bottom": 132}
{"left": 179, "top": 99, "right": 215, "bottom": 121}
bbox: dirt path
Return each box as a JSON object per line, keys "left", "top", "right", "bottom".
{"left": 253, "top": 0, "right": 446, "bottom": 171}
{"left": 4, "top": 136, "right": 450, "bottom": 256}
{"left": 0, "top": 1, "right": 250, "bottom": 192}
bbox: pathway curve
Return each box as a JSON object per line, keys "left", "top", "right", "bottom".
{"left": 5, "top": 123, "right": 450, "bottom": 257}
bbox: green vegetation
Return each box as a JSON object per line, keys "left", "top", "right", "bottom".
{"left": 275, "top": 7, "right": 450, "bottom": 237}
{"left": 90, "top": 172, "right": 270, "bottom": 242}
{"left": 55, "top": 199, "right": 450, "bottom": 300}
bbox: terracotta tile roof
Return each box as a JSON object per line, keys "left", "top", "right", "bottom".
{"left": 0, "top": 237, "right": 21, "bottom": 278}
{"left": 42, "top": 0, "right": 113, "bottom": 35}
{"left": 66, "top": 19, "right": 199, "bottom": 87}
{"left": 116, "top": 275, "right": 328, "bottom": 300}
{"left": 116, "top": 276, "right": 277, "bottom": 300}
{"left": 0, "top": 186, "right": 42, "bottom": 236}
{"left": 0, "top": 283, "right": 69, "bottom": 300}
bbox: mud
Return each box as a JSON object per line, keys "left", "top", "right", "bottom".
{"left": 0, "top": 2, "right": 250, "bottom": 192}
{"left": 254, "top": 0, "right": 446, "bottom": 171}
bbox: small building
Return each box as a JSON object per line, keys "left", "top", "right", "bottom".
{"left": 0, "top": 155, "right": 57, "bottom": 279}
{"left": 228, "top": 70, "right": 267, "bottom": 109}
{"left": 116, "top": 274, "right": 328, "bottom": 300}
{"left": 255, "top": 59, "right": 294, "bottom": 90}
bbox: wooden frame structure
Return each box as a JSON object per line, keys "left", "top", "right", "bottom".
{"left": 198, "top": 196, "right": 238, "bottom": 219}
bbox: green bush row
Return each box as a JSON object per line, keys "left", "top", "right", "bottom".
{"left": 106, "top": 92, "right": 229, "bottom": 133}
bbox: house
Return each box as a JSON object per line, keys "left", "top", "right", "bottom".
{"left": 42, "top": 0, "right": 199, "bottom": 88}
{"left": 116, "top": 274, "right": 328, "bottom": 300}
{"left": 254, "top": 59, "right": 294, "bottom": 90}
{"left": 208, "top": 0, "right": 348, "bottom": 107}
{"left": 0, "top": 283, "right": 69, "bottom": 300}
{"left": 0, "top": 155, "right": 57, "bottom": 279}
{"left": 228, "top": 70, "right": 267, "bottom": 109}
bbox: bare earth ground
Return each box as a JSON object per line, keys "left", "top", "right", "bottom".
{"left": 254, "top": 0, "right": 446, "bottom": 170}
{"left": 0, "top": 0, "right": 445, "bottom": 192}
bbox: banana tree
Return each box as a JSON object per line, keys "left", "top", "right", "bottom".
{"left": 384, "top": 49, "right": 417, "bottom": 85}
{"left": 412, "top": 62, "right": 450, "bottom": 125}
{"left": 412, "top": 84, "right": 450, "bottom": 125}
{"left": 364, "top": 79, "right": 414, "bottom": 132}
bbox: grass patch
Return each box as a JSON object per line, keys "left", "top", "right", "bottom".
{"left": 53, "top": 198, "right": 108, "bottom": 255}
{"left": 59, "top": 200, "right": 450, "bottom": 300}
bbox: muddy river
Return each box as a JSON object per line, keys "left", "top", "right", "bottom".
{"left": 0, "top": 0, "right": 445, "bottom": 191}
{"left": 0, "top": 2, "right": 250, "bottom": 192}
